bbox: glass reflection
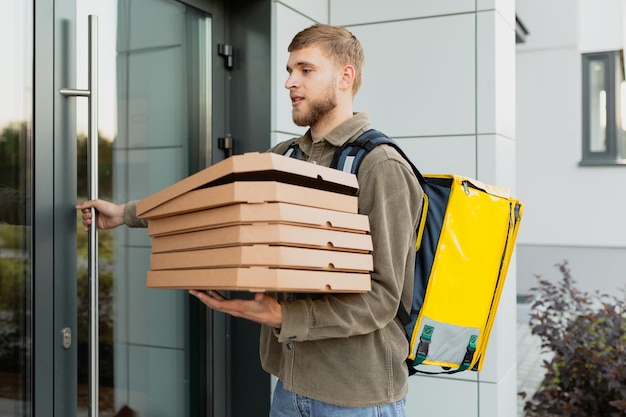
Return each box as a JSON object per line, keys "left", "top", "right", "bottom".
{"left": 589, "top": 60, "right": 607, "bottom": 153}
{"left": 75, "top": 1, "right": 211, "bottom": 415}
{"left": 0, "top": 1, "right": 33, "bottom": 416}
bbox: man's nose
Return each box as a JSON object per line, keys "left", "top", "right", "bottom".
{"left": 285, "top": 73, "right": 297, "bottom": 89}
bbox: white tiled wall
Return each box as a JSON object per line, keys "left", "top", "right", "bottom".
{"left": 516, "top": 0, "right": 578, "bottom": 51}
{"left": 479, "top": 366, "right": 518, "bottom": 417}
{"left": 406, "top": 375, "right": 479, "bottom": 415}
{"left": 515, "top": 48, "right": 579, "bottom": 248}
{"left": 272, "top": 4, "right": 315, "bottom": 139}
{"left": 579, "top": 0, "right": 624, "bottom": 52}
{"left": 272, "top": 1, "right": 517, "bottom": 415}
{"left": 477, "top": 10, "right": 516, "bottom": 140}
{"left": 351, "top": 15, "right": 476, "bottom": 138}
{"left": 279, "top": 0, "right": 328, "bottom": 23}
{"left": 330, "top": 0, "right": 475, "bottom": 25}
{"left": 396, "top": 136, "right": 477, "bottom": 177}
{"left": 477, "top": 0, "right": 516, "bottom": 28}
{"left": 476, "top": 134, "right": 516, "bottom": 191}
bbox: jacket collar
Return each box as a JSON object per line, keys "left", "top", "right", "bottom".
{"left": 300, "top": 112, "right": 371, "bottom": 150}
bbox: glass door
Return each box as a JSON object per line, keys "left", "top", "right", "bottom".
{"left": 0, "top": 1, "right": 33, "bottom": 416}
{"left": 70, "top": 0, "right": 213, "bottom": 415}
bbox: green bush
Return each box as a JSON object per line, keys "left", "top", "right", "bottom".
{"left": 522, "top": 261, "right": 626, "bottom": 417}
{"left": 0, "top": 258, "right": 28, "bottom": 311}
{"left": 75, "top": 209, "right": 114, "bottom": 260}
{"left": 0, "top": 224, "right": 24, "bottom": 249}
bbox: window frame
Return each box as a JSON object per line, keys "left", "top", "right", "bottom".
{"left": 580, "top": 50, "right": 626, "bottom": 166}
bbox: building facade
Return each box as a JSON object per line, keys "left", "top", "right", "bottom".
{"left": 0, "top": 0, "right": 519, "bottom": 416}
{"left": 516, "top": 0, "right": 626, "bottom": 297}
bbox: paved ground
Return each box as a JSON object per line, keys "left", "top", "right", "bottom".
{"left": 516, "top": 303, "right": 554, "bottom": 417}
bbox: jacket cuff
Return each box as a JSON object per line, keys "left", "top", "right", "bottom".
{"left": 123, "top": 201, "right": 148, "bottom": 228}
{"left": 275, "top": 300, "right": 309, "bottom": 343}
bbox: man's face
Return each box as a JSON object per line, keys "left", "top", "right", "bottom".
{"left": 285, "top": 45, "right": 340, "bottom": 127}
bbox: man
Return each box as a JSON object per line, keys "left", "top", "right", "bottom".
{"left": 78, "top": 23, "right": 422, "bottom": 416}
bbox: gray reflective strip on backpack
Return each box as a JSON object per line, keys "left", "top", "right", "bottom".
{"left": 284, "top": 147, "right": 296, "bottom": 158}
{"left": 414, "top": 317, "right": 480, "bottom": 367}
{"left": 343, "top": 155, "right": 356, "bottom": 173}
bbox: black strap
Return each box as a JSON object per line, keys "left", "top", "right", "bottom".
{"left": 284, "top": 129, "right": 426, "bottom": 185}
{"left": 283, "top": 141, "right": 303, "bottom": 160}
{"left": 396, "top": 306, "right": 411, "bottom": 327}
{"left": 331, "top": 129, "right": 427, "bottom": 185}
{"left": 332, "top": 130, "right": 428, "bottom": 331}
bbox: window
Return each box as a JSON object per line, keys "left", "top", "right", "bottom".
{"left": 581, "top": 50, "right": 626, "bottom": 165}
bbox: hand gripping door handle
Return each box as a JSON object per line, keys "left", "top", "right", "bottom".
{"left": 60, "top": 15, "right": 99, "bottom": 417}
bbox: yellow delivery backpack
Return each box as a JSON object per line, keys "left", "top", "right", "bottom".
{"left": 291, "top": 129, "right": 524, "bottom": 375}
{"left": 407, "top": 173, "right": 523, "bottom": 374}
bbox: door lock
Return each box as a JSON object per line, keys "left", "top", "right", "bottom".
{"left": 62, "top": 327, "right": 72, "bottom": 349}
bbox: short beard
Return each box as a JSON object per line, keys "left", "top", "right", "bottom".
{"left": 292, "top": 88, "right": 337, "bottom": 127}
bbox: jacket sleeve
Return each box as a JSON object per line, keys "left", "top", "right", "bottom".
{"left": 276, "top": 148, "right": 423, "bottom": 342}
{"left": 123, "top": 200, "right": 148, "bottom": 228}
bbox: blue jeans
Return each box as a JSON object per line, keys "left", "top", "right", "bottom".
{"left": 270, "top": 380, "right": 406, "bottom": 417}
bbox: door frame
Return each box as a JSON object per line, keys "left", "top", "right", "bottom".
{"left": 33, "top": 0, "right": 78, "bottom": 414}
{"left": 32, "top": 0, "right": 272, "bottom": 415}
{"left": 180, "top": 1, "right": 273, "bottom": 416}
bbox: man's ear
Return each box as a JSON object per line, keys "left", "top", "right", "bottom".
{"left": 338, "top": 65, "right": 356, "bottom": 91}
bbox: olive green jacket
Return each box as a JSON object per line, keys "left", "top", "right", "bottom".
{"left": 260, "top": 113, "right": 422, "bottom": 407}
{"left": 123, "top": 113, "right": 423, "bottom": 407}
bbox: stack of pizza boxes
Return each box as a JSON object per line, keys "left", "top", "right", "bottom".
{"left": 136, "top": 152, "right": 372, "bottom": 293}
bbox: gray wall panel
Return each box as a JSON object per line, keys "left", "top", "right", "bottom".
{"left": 517, "top": 244, "right": 626, "bottom": 296}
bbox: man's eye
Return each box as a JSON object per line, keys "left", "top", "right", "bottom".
{"left": 303, "top": 68, "right": 312, "bottom": 74}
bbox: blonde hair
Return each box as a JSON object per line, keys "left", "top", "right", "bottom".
{"left": 288, "top": 24, "right": 365, "bottom": 95}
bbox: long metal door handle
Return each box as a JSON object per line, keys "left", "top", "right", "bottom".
{"left": 60, "top": 14, "right": 99, "bottom": 417}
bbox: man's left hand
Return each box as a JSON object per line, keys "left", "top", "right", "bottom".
{"left": 189, "top": 290, "right": 282, "bottom": 328}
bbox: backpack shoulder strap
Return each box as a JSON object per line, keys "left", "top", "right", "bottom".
{"left": 332, "top": 129, "right": 426, "bottom": 185}
{"left": 283, "top": 141, "right": 304, "bottom": 160}
{"left": 333, "top": 129, "right": 427, "bottom": 325}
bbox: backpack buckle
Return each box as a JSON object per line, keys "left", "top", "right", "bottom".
{"left": 416, "top": 338, "right": 430, "bottom": 359}
{"left": 415, "top": 325, "right": 434, "bottom": 363}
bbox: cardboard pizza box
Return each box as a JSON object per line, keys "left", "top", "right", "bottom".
{"left": 138, "top": 181, "right": 359, "bottom": 220}
{"left": 147, "top": 202, "right": 371, "bottom": 236}
{"left": 146, "top": 267, "right": 371, "bottom": 293}
{"left": 150, "top": 223, "right": 373, "bottom": 253}
{"left": 136, "top": 152, "right": 360, "bottom": 218}
{"left": 150, "top": 244, "right": 373, "bottom": 272}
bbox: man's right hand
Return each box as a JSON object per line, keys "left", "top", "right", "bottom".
{"left": 76, "top": 199, "right": 126, "bottom": 231}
